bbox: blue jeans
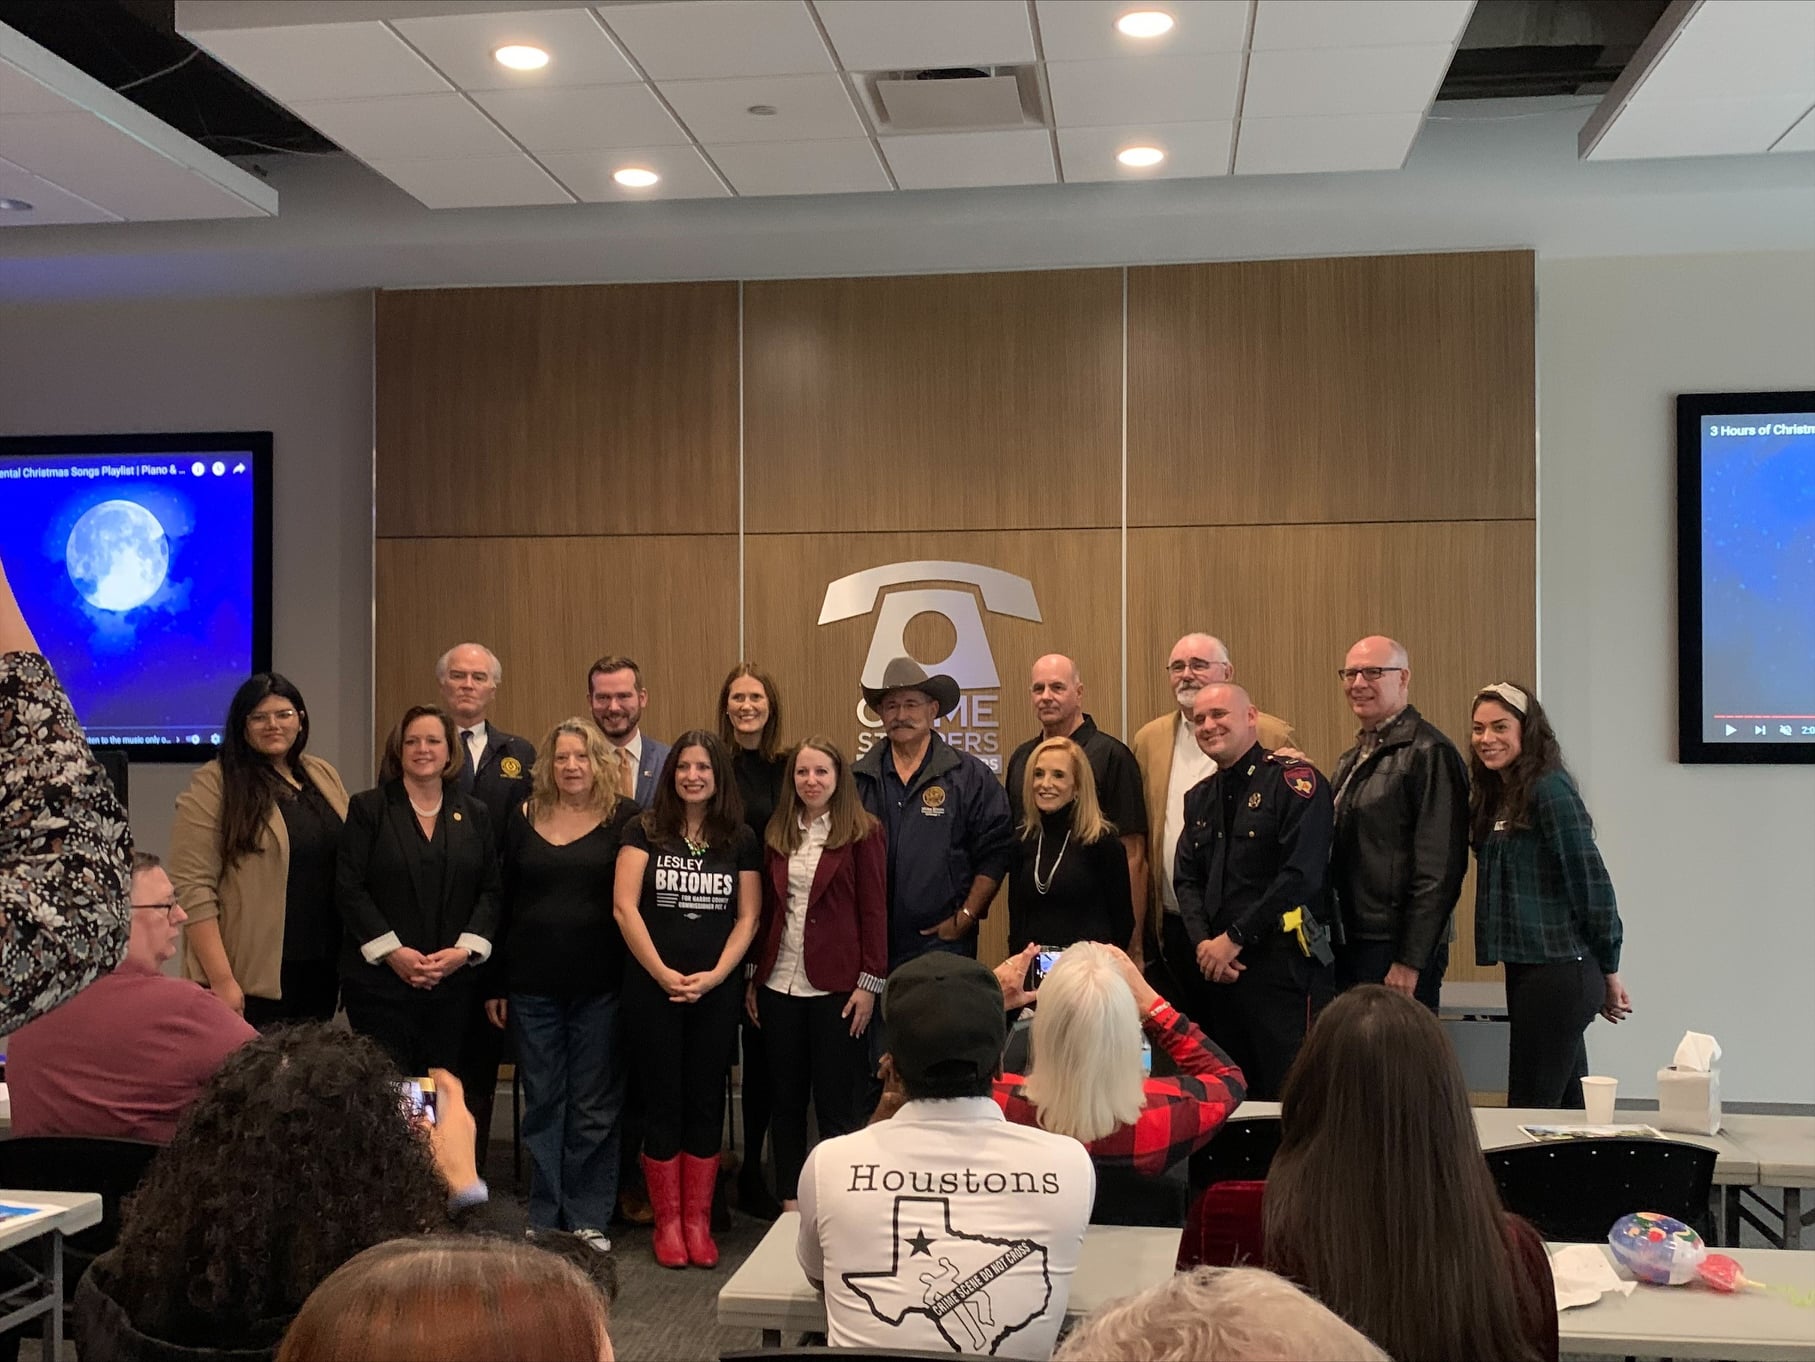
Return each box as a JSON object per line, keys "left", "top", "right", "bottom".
{"left": 511, "top": 991, "right": 625, "bottom": 1233}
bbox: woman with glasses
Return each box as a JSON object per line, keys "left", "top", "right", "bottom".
{"left": 171, "top": 674, "right": 350, "bottom": 1027}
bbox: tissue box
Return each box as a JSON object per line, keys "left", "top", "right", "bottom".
{"left": 1656, "top": 1067, "right": 1721, "bottom": 1136}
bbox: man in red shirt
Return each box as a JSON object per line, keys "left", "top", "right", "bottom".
{"left": 6, "top": 852, "right": 255, "bottom": 1143}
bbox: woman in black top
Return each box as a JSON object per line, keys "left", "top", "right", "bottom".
{"left": 494, "top": 718, "right": 640, "bottom": 1243}
{"left": 338, "top": 705, "right": 502, "bottom": 1084}
{"left": 614, "top": 731, "right": 760, "bottom": 1271}
{"left": 718, "top": 662, "right": 787, "bottom": 1219}
{"left": 1008, "top": 737, "right": 1135, "bottom": 954}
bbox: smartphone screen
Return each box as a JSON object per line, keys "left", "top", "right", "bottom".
{"left": 1026, "top": 947, "right": 1064, "bottom": 992}
{"left": 400, "top": 1077, "right": 437, "bottom": 1126}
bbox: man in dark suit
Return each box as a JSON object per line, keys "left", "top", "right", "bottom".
{"left": 437, "top": 642, "right": 535, "bottom": 1162}
{"left": 587, "top": 654, "right": 672, "bottom": 805}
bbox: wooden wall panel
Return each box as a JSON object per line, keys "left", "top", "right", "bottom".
{"left": 1128, "top": 519, "right": 1536, "bottom": 978}
{"left": 744, "top": 271, "right": 1123, "bottom": 533}
{"left": 376, "top": 283, "right": 739, "bottom": 539}
{"left": 372, "top": 536, "right": 738, "bottom": 777}
{"left": 1127, "top": 252, "right": 1536, "bottom": 526}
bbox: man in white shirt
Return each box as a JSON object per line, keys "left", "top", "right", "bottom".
{"left": 1130, "top": 635, "right": 1294, "bottom": 1025}
{"left": 797, "top": 953, "right": 1094, "bottom": 1360}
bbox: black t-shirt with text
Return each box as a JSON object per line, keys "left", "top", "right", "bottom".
{"left": 623, "top": 818, "right": 761, "bottom": 974}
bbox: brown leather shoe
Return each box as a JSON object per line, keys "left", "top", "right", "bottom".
{"left": 617, "top": 1186, "right": 654, "bottom": 1226}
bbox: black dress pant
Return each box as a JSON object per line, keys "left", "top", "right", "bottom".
{"left": 757, "top": 987, "right": 868, "bottom": 1200}
{"left": 1156, "top": 913, "right": 1331, "bottom": 1100}
{"left": 739, "top": 1008, "right": 773, "bottom": 1175}
{"left": 1504, "top": 958, "right": 1603, "bottom": 1108}
{"left": 454, "top": 978, "right": 508, "bottom": 1162}
{"left": 622, "top": 964, "right": 741, "bottom": 1160}
{"left": 1334, "top": 937, "right": 1449, "bottom": 1014}
{"left": 344, "top": 976, "right": 474, "bottom": 1085}
{"left": 242, "top": 957, "right": 340, "bottom": 1030}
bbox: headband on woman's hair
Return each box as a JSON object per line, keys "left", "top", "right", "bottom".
{"left": 1476, "top": 682, "right": 1528, "bottom": 716}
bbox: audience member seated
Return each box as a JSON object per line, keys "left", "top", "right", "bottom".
{"left": 1264, "top": 985, "right": 1558, "bottom": 1362}
{"left": 6, "top": 852, "right": 254, "bottom": 1143}
{"left": 73, "top": 1026, "right": 515, "bottom": 1362}
{"left": 1053, "top": 1265, "right": 1388, "bottom": 1361}
{"left": 992, "top": 942, "right": 1245, "bottom": 1196}
{"left": 0, "top": 551, "right": 132, "bottom": 1033}
{"left": 798, "top": 953, "right": 1094, "bottom": 1361}
{"left": 275, "top": 1236, "right": 615, "bottom": 1362}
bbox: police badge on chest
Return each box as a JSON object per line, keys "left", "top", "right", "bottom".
{"left": 920, "top": 787, "right": 947, "bottom": 818}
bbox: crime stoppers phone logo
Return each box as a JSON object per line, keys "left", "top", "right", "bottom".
{"left": 818, "top": 561, "right": 1042, "bottom": 772}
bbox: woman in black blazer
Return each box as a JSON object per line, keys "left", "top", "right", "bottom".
{"left": 338, "top": 704, "right": 502, "bottom": 1085}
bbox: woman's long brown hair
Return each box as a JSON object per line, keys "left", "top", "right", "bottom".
{"left": 1467, "top": 681, "right": 1570, "bottom": 847}
{"left": 1263, "top": 986, "right": 1542, "bottom": 1362}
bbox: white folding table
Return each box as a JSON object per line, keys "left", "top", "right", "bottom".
{"left": 0, "top": 1190, "right": 102, "bottom": 1360}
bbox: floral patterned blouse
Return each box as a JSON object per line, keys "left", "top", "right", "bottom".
{"left": 0, "top": 651, "right": 131, "bottom": 1033}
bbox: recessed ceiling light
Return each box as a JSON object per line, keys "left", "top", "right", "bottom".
{"left": 612, "top": 167, "right": 660, "bottom": 189}
{"left": 493, "top": 44, "right": 549, "bottom": 71}
{"left": 0, "top": 198, "right": 33, "bottom": 212}
{"left": 1115, "top": 10, "right": 1176, "bottom": 39}
{"left": 1117, "top": 145, "right": 1165, "bottom": 168}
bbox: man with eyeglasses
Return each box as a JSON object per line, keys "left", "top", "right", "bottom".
{"left": 5, "top": 852, "right": 254, "bottom": 1143}
{"left": 1328, "top": 636, "right": 1469, "bottom": 1013}
{"left": 1131, "top": 635, "right": 1295, "bottom": 972}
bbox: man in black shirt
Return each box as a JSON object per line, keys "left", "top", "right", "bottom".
{"left": 1002, "top": 655, "right": 1147, "bottom": 954}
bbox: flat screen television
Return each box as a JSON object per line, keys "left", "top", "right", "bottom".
{"left": 1676, "top": 392, "right": 1814, "bottom": 764}
{"left": 0, "top": 432, "right": 272, "bottom": 763}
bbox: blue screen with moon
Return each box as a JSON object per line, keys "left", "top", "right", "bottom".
{"left": 0, "top": 451, "right": 257, "bottom": 748}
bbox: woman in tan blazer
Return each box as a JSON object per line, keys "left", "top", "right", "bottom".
{"left": 170, "top": 673, "right": 349, "bottom": 1027}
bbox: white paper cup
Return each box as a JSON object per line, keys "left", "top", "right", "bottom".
{"left": 1581, "top": 1075, "right": 1618, "bottom": 1125}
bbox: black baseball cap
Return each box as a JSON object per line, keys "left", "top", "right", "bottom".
{"left": 882, "top": 953, "right": 1006, "bottom": 1089}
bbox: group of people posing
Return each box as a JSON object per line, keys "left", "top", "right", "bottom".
{"left": 139, "top": 629, "right": 1629, "bottom": 1276}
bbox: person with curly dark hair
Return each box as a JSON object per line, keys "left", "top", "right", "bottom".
{"left": 1469, "top": 682, "right": 1632, "bottom": 1108}
{"left": 72, "top": 1025, "right": 513, "bottom": 1362}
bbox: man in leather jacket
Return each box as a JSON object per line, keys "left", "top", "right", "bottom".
{"left": 1328, "top": 636, "right": 1469, "bottom": 1013}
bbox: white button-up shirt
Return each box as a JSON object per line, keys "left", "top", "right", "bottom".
{"left": 768, "top": 813, "right": 831, "bottom": 998}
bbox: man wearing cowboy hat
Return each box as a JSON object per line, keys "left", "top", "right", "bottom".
{"left": 853, "top": 658, "right": 1015, "bottom": 972}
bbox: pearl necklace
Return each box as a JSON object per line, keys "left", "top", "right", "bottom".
{"left": 408, "top": 793, "right": 443, "bottom": 819}
{"left": 1032, "top": 826, "right": 1072, "bottom": 896}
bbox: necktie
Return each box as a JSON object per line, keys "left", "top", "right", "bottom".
{"left": 459, "top": 729, "right": 478, "bottom": 795}
{"left": 619, "top": 749, "right": 636, "bottom": 799}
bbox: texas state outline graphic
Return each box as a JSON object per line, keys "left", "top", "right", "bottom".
{"left": 841, "top": 1195, "right": 1052, "bottom": 1355}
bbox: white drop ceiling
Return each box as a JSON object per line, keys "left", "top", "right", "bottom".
{"left": 174, "top": 0, "right": 1477, "bottom": 208}
{"left": 0, "top": 24, "right": 276, "bottom": 227}
{"left": 1581, "top": 0, "right": 1815, "bottom": 161}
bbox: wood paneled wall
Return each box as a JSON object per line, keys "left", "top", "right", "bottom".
{"left": 375, "top": 252, "right": 1535, "bottom": 978}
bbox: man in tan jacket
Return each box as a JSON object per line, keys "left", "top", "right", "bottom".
{"left": 1131, "top": 634, "right": 1294, "bottom": 967}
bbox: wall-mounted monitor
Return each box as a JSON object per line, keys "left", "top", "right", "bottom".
{"left": 0, "top": 432, "right": 272, "bottom": 764}
{"left": 1676, "top": 392, "right": 1814, "bottom": 765}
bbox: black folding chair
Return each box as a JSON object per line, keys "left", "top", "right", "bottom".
{"left": 1188, "top": 1115, "right": 1282, "bottom": 1192}
{"left": 1485, "top": 1137, "right": 1717, "bottom": 1243}
{"left": 1089, "top": 1159, "right": 1189, "bottom": 1227}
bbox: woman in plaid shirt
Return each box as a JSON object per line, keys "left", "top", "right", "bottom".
{"left": 1469, "top": 682, "right": 1633, "bottom": 1108}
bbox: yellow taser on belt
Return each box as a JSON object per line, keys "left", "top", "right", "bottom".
{"left": 1281, "top": 907, "right": 1311, "bottom": 955}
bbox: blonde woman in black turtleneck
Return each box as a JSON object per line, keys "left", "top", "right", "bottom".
{"left": 1007, "top": 738, "right": 1134, "bottom": 954}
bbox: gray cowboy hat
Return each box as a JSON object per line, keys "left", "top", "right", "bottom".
{"left": 862, "top": 656, "right": 961, "bottom": 718}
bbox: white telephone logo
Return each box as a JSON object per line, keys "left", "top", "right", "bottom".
{"left": 818, "top": 561, "right": 1042, "bottom": 691}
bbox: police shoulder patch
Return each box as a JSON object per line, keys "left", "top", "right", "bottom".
{"left": 1283, "top": 763, "right": 1317, "bottom": 799}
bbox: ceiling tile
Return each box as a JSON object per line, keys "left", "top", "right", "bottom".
{"left": 0, "top": 110, "right": 268, "bottom": 219}
{"left": 1773, "top": 104, "right": 1815, "bottom": 152}
{"left": 1589, "top": 95, "right": 1815, "bottom": 160}
{"left": 184, "top": 20, "right": 449, "bottom": 103}
{"left": 472, "top": 83, "right": 687, "bottom": 152}
{"left": 707, "top": 138, "right": 891, "bottom": 195}
{"left": 601, "top": 1, "right": 833, "bottom": 79}
{"left": 538, "top": 144, "right": 730, "bottom": 200}
{"left": 1057, "top": 120, "right": 1232, "bottom": 180}
{"left": 1241, "top": 44, "right": 1453, "bottom": 118}
{"left": 658, "top": 73, "right": 865, "bottom": 144}
{"left": 1636, "top": 2, "right": 1815, "bottom": 102}
{"left": 389, "top": 7, "right": 640, "bottom": 92}
{"left": 1046, "top": 52, "right": 1243, "bottom": 126}
{"left": 366, "top": 153, "right": 575, "bottom": 209}
{"left": 1034, "top": 1, "right": 1251, "bottom": 62}
{"left": 291, "top": 93, "right": 517, "bottom": 161}
{"left": 881, "top": 127, "right": 1056, "bottom": 189}
{"left": 0, "top": 153, "right": 117, "bottom": 225}
{"left": 1250, "top": 0, "right": 1474, "bottom": 51}
{"left": 1234, "top": 110, "right": 1424, "bottom": 174}
{"left": 815, "top": 0, "right": 1036, "bottom": 72}
{"left": 0, "top": 59, "right": 68, "bottom": 115}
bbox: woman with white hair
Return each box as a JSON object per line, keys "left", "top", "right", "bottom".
{"left": 991, "top": 942, "right": 1245, "bottom": 1179}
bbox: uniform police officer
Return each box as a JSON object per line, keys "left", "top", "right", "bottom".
{"left": 1169, "top": 682, "right": 1336, "bottom": 1099}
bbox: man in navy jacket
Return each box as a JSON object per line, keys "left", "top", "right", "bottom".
{"left": 853, "top": 658, "right": 1015, "bottom": 972}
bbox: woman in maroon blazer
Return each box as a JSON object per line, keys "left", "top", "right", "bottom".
{"left": 744, "top": 736, "right": 887, "bottom": 1210}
